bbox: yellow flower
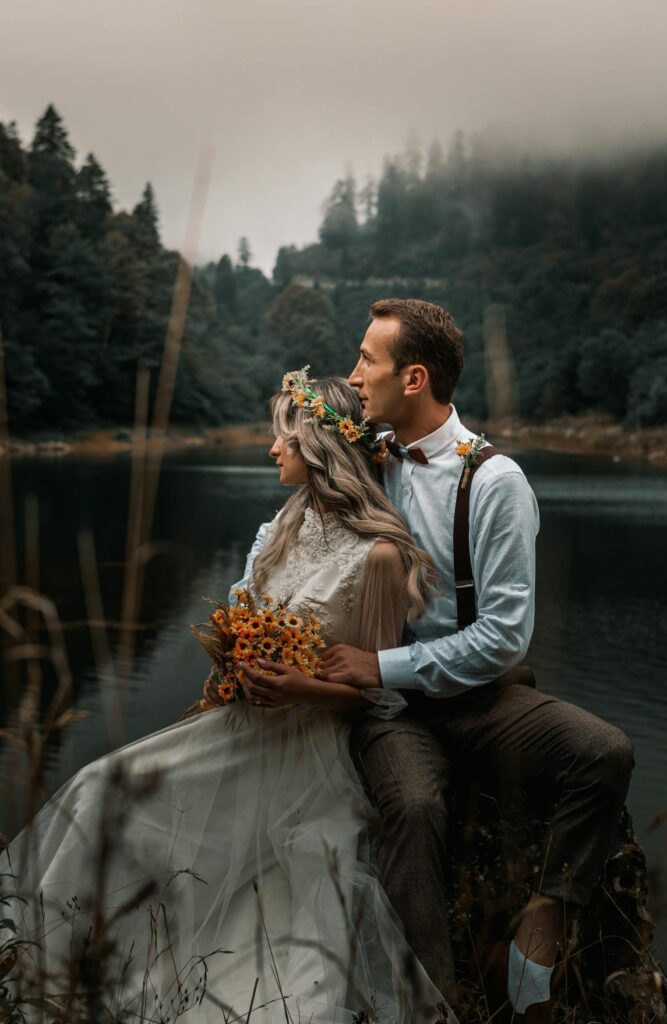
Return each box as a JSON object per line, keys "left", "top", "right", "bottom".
{"left": 293, "top": 388, "right": 307, "bottom": 407}
{"left": 455, "top": 441, "right": 472, "bottom": 458}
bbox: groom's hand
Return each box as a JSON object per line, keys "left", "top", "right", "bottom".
{"left": 320, "top": 644, "right": 381, "bottom": 688}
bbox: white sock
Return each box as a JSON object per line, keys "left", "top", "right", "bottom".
{"left": 507, "top": 938, "right": 554, "bottom": 1014}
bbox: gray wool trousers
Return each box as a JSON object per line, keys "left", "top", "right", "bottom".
{"left": 349, "top": 680, "right": 634, "bottom": 996}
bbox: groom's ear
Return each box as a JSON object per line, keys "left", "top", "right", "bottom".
{"left": 403, "top": 364, "right": 430, "bottom": 397}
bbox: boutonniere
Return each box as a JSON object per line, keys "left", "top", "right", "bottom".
{"left": 455, "top": 433, "right": 486, "bottom": 490}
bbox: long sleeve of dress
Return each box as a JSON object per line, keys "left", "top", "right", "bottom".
{"left": 228, "top": 519, "right": 274, "bottom": 601}
{"left": 358, "top": 541, "right": 409, "bottom": 719}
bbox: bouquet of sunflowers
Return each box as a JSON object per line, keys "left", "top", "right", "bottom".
{"left": 186, "top": 589, "right": 325, "bottom": 714}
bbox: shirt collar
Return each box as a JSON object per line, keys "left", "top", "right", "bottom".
{"left": 383, "top": 405, "right": 463, "bottom": 461}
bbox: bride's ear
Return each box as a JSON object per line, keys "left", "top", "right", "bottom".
{"left": 403, "top": 364, "right": 429, "bottom": 397}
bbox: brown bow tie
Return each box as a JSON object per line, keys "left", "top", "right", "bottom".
{"left": 386, "top": 440, "right": 429, "bottom": 465}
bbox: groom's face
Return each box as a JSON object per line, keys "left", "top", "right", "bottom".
{"left": 348, "top": 317, "right": 406, "bottom": 426}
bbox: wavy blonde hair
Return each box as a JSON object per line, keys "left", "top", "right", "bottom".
{"left": 252, "top": 376, "right": 438, "bottom": 621}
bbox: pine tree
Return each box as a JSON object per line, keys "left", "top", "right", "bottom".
{"left": 425, "top": 140, "right": 446, "bottom": 181}
{"left": 76, "top": 153, "right": 112, "bottom": 240}
{"left": 131, "top": 183, "right": 160, "bottom": 259}
{"left": 28, "top": 105, "right": 75, "bottom": 193}
{"left": 27, "top": 105, "right": 77, "bottom": 261}
{"left": 237, "top": 236, "right": 252, "bottom": 269}
{"left": 319, "top": 176, "right": 358, "bottom": 249}
{"left": 0, "top": 122, "right": 26, "bottom": 182}
{"left": 213, "top": 254, "right": 238, "bottom": 315}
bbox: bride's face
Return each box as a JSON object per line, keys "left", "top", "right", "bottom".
{"left": 269, "top": 435, "right": 309, "bottom": 486}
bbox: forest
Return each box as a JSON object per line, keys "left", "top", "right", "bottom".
{"left": 1, "top": 106, "right": 666, "bottom": 432}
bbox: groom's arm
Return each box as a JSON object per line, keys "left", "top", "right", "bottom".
{"left": 379, "top": 469, "right": 539, "bottom": 697}
{"left": 325, "top": 469, "right": 539, "bottom": 696}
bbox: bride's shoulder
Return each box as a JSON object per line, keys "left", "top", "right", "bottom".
{"left": 365, "top": 539, "right": 404, "bottom": 573}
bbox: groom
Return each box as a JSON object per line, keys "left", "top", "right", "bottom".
{"left": 316, "top": 298, "right": 634, "bottom": 1021}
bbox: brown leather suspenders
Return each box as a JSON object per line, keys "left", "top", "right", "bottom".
{"left": 453, "top": 446, "right": 500, "bottom": 630}
{"left": 453, "top": 445, "right": 536, "bottom": 689}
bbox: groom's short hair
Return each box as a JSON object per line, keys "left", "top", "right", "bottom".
{"left": 370, "top": 298, "right": 464, "bottom": 405}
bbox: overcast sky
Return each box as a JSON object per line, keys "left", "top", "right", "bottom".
{"left": 3, "top": 0, "right": 667, "bottom": 273}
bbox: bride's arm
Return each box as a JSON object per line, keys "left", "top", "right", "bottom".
{"left": 357, "top": 540, "right": 408, "bottom": 652}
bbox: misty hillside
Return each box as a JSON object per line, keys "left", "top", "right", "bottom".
{"left": 1, "top": 109, "right": 666, "bottom": 433}
{"left": 273, "top": 134, "right": 667, "bottom": 423}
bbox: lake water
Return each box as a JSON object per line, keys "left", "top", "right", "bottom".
{"left": 1, "top": 444, "right": 666, "bottom": 955}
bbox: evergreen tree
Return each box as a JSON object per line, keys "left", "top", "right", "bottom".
{"left": 27, "top": 105, "right": 77, "bottom": 262}
{"left": 358, "top": 176, "right": 376, "bottom": 223}
{"left": 131, "top": 183, "right": 160, "bottom": 259}
{"left": 214, "top": 254, "right": 238, "bottom": 316}
{"left": 0, "top": 122, "right": 26, "bottom": 182}
{"left": 237, "top": 236, "right": 252, "bottom": 269}
{"left": 76, "top": 154, "right": 112, "bottom": 240}
{"left": 319, "top": 176, "right": 358, "bottom": 249}
{"left": 273, "top": 245, "right": 297, "bottom": 287}
{"left": 425, "top": 139, "right": 446, "bottom": 181}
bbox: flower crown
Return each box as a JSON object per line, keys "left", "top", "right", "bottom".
{"left": 281, "top": 366, "right": 387, "bottom": 462}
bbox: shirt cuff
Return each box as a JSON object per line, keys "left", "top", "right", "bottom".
{"left": 378, "top": 645, "right": 416, "bottom": 690}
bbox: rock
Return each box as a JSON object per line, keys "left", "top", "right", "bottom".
{"left": 446, "top": 781, "right": 666, "bottom": 1022}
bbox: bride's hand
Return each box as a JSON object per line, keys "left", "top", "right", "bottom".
{"left": 240, "top": 660, "right": 316, "bottom": 706}
{"left": 320, "top": 644, "right": 381, "bottom": 688}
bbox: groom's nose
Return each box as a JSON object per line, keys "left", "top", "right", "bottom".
{"left": 348, "top": 361, "right": 363, "bottom": 387}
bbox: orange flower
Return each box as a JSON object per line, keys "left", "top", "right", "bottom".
{"left": 217, "top": 679, "right": 237, "bottom": 702}
{"left": 234, "top": 637, "right": 253, "bottom": 657}
{"left": 338, "top": 418, "right": 362, "bottom": 443}
{"left": 310, "top": 395, "right": 326, "bottom": 419}
{"left": 293, "top": 388, "right": 307, "bottom": 407}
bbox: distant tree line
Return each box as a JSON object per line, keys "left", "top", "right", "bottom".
{"left": 0, "top": 106, "right": 343, "bottom": 433}
{"left": 277, "top": 132, "right": 667, "bottom": 425}
{"left": 1, "top": 108, "right": 666, "bottom": 433}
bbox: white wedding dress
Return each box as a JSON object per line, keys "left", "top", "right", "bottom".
{"left": 1, "top": 510, "right": 451, "bottom": 1023}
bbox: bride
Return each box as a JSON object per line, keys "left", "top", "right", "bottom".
{"left": 1, "top": 373, "right": 453, "bottom": 1024}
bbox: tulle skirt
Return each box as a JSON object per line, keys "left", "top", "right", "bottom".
{"left": 2, "top": 703, "right": 450, "bottom": 1023}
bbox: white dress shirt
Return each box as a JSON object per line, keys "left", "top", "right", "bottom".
{"left": 378, "top": 404, "right": 540, "bottom": 697}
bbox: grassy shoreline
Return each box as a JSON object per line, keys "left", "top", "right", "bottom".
{"left": 2, "top": 415, "right": 667, "bottom": 466}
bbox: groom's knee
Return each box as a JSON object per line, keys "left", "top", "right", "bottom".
{"left": 350, "top": 718, "right": 449, "bottom": 836}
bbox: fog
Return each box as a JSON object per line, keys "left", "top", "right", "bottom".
{"left": 2, "top": 0, "right": 666, "bottom": 272}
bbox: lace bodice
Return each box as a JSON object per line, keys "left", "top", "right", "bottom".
{"left": 262, "top": 509, "right": 377, "bottom": 647}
